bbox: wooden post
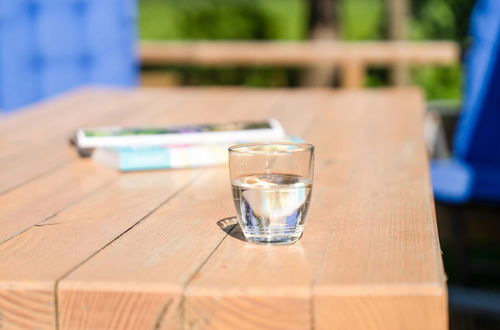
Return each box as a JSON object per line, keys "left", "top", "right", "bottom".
{"left": 304, "top": 0, "right": 338, "bottom": 87}
{"left": 388, "top": 0, "right": 410, "bottom": 86}
{"left": 342, "top": 60, "right": 364, "bottom": 89}
{"left": 308, "top": 0, "right": 338, "bottom": 39}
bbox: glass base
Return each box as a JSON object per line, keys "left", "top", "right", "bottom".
{"left": 243, "top": 234, "right": 302, "bottom": 245}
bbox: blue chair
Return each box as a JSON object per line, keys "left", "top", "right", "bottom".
{"left": 430, "top": 0, "right": 500, "bottom": 314}
{"left": 431, "top": 0, "right": 500, "bottom": 205}
{"left": 0, "top": 0, "right": 137, "bottom": 112}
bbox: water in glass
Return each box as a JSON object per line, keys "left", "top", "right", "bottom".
{"left": 232, "top": 173, "right": 312, "bottom": 244}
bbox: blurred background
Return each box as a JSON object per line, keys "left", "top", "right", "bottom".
{"left": 1, "top": 0, "right": 499, "bottom": 329}
{"left": 139, "top": 0, "right": 469, "bottom": 100}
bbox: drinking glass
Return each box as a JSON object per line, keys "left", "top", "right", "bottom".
{"left": 229, "top": 142, "right": 314, "bottom": 244}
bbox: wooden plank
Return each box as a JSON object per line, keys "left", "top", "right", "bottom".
{"left": 0, "top": 169, "right": 195, "bottom": 329}
{"left": 0, "top": 87, "right": 243, "bottom": 158}
{"left": 56, "top": 90, "right": 325, "bottom": 329}
{"left": 315, "top": 294, "right": 447, "bottom": 330}
{"left": 0, "top": 88, "right": 246, "bottom": 329}
{"left": 0, "top": 89, "right": 197, "bottom": 243}
{"left": 0, "top": 160, "right": 115, "bottom": 244}
{"left": 0, "top": 88, "right": 447, "bottom": 329}
{"left": 0, "top": 88, "right": 205, "bottom": 194}
{"left": 312, "top": 89, "right": 447, "bottom": 330}
{"left": 54, "top": 91, "right": 328, "bottom": 329}
{"left": 182, "top": 89, "right": 447, "bottom": 329}
{"left": 57, "top": 168, "right": 230, "bottom": 330}
{"left": 0, "top": 91, "right": 149, "bottom": 193}
{"left": 0, "top": 87, "right": 199, "bottom": 145}
{"left": 0, "top": 88, "right": 244, "bottom": 245}
{"left": 0, "top": 89, "right": 126, "bottom": 157}
{"left": 0, "top": 89, "right": 113, "bottom": 133}
{"left": 180, "top": 91, "right": 342, "bottom": 329}
{"left": 140, "top": 41, "right": 459, "bottom": 66}
{"left": 0, "top": 88, "right": 180, "bottom": 158}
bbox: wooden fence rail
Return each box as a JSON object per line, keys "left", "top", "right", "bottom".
{"left": 140, "top": 40, "right": 459, "bottom": 88}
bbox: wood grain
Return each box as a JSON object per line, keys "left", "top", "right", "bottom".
{"left": 0, "top": 88, "right": 447, "bottom": 329}
{"left": 0, "top": 88, "right": 244, "bottom": 242}
{"left": 0, "top": 160, "right": 115, "bottom": 244}
{"left": 56, "top": 89, "right": 317, "bottom": 329}
{"left": 315, "top": 294, "right": 447, "bottom": 330}
{"left": 179, "top": 91, "right": 341, "bottom": 328}
{"left": 0, "top": 288, "right": 54, "bottom": 329}
{"left": 312, "top": 89, "right": 447, "bottom": 330}
{"left": 58, "top": 169, "right": 231, "bottom": 330}
{"left": 0, "top": 88, "right": 245, "bottom": 329}
{"left": 0, "top": 88, "right": 248, "bottom": 329}
{"left": 183, "top": 91, "right": 332, "bottom": 329}
{"left": 184, "top": 89, "right": 447, "bottom": 329}
{"left": 0, "top": 169, "right": 194, "bottom": 329}
{"left": 0, "top": 90, "right": 140, "bottom": 193}
{"left": 0, "top": 88, "right": 208, "bottom": 243}
{"left": 0, "top": 89, "right": 125, "bottom": 157}
{"left": 0, "top": 89, "right": 179, "bottom": 193}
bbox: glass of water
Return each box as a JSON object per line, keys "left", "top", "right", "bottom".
{"left": 229, "top": 142, "right": 314, "bottom": 245}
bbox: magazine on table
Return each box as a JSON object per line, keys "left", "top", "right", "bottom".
{"left": 71, "top": 119, "right": 301, "bottom": 171}
{"left": 74, "top": 119, "right": 285, "bottom": 151}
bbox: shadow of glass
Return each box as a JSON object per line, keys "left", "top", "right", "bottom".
{"left": 217, "top": 217, "right": 246, "bottom": 242}
{"left": 217, "top": 217, "right": 307, "bottom": 250}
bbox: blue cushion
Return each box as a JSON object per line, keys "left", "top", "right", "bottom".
{"left": 36, "top": 5, "right": 84, "bottom": 58}
{"left": 434, "top": 0, "right": 500, "bottom": 205}
{"left": 431, "top": 160, "right": 500, "bottom": 204}
{"left": 40, "top": 58, "right": 86, "bottom": 97}
{"left": 0, "top": 0, "right": 137, "bottom": 112}
{"left": 85, "top": 0, "right": 133, "bottom": 52}
{"left": 89, "top": 51, "right": 137, "bottom": 85}
{"left": 0, "top": 70, "right": 40, "bottom": 110}
{"left": 431, "top": 160, "right": 473, "bottom": 204}
{"left": 0, "top": 0, "right": 29, "bottom": 20}
{"left": 0, "top": 12, "right": 36, "bottom": 75}
{"left": 454, "top": 0, "right": 500, "bottom": 165}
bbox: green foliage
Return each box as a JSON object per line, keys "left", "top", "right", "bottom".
{"left": 340, "top": 0, "right": 384, "bottom": 40}
{"left": 411, "top": 0, "right": 475, "bottom": 46}
{"left": 365, "top": 68, "right": 390, "bottom": 87}
{"left": 139, "top": 0, "right": 307, "bottom": 40}
{"left": 412, "top": 65, "right": 462, "bottom": 100}
{"left": 139, "top": 0, "right": 476, "bottom": 100}
{"left": 139, "top": 0, "right": 307, "bottom": 87}
{"left": 410, "top": 0, "right": 456, "bottom": 41}
{"left": 139, "top": 1, "right": 181, "bottom": 40}
{"left": 407, "top": 0, "right": 475, "bottom": 100}
{"left": 168, "top": 66, "right": 298, "bottom": 88}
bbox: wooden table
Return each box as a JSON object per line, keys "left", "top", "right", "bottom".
{"left": 0, "top": 88, "right": 447, "bottom": 329}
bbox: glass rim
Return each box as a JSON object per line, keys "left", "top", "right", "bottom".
{"left": 228, "top": 142, "right": 314, "bottom": 154}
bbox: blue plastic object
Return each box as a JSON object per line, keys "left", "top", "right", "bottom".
{"left": 0, "top": 0, "right": 137, "bottom": 111}
{"left": 431, "top": 0, "right": 500, "bottom": 204}
{"left": 432, "top": 159, "right": 500, "bottom": 204}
